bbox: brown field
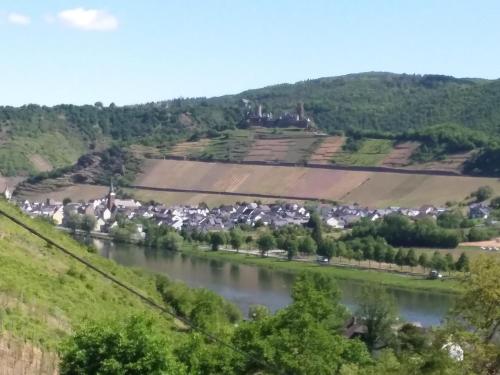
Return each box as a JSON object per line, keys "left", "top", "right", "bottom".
{"left": 16, "top": 184, "right": 109, "bottom": 202}
{"left": 409, "top": 151, "right": 473, "bottom": 173}
{"left": 18, "top": 159, "right": 500, "bottom": 208}
{"left": 0, "top": 174, "right": 25, "bottom": 191}
{"left": 380, "top": 141, "right": 419, "bottom": 167}
{"left": 309, "top": 136, "right": 345, "bottom": 164}
{"left": 344, "top": 172, "right": 500, "bottom": 207}
{"left": 136, "top": 159, "right": 371, "bottom": 201}
{"left": 244, "top": 136, "right": 318, "bottom": 163}
{"left": 166, "top": 139, "right": 211, "bottom": 158}
{"left": 125, "top": 189, "right": 303, "bottom": 207}
{"left": 136, "top": 159, "right": 500, "bottom": 207}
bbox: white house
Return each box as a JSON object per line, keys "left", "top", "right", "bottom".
{"left": 326, "top": 217, "right": 345, "bottom": 229}
{"left": 102, "top": 208, "right": 112, "bottom": 221}
{"left": 51, "top": 207, "right": 65, "bottom": 225}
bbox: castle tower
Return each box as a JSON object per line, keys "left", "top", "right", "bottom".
{"left": 107, "top": 180, "right": 116, "bottom": 210}
{"left": 257, "top": 104, "right": 263, "bottom": 118}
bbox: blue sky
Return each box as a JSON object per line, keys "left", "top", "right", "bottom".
{"left": 1, "top": 0, "right": 499, "bottom": 106}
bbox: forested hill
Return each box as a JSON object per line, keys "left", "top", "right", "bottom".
{"left": 1, "top": 72, "right": 500, "bottom": 176}
{"left": 230, "top": 72, "right": 500, "bottom": 134}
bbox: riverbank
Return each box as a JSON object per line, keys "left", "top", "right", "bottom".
{"left": 182, "top": 247, "right": 463, "bottom": 294}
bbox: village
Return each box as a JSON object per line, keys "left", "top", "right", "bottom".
{"left": 4, "top": 183, "right": 495, "bottom": 240}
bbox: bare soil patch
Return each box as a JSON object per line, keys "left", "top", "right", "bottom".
{"left": 460, "top": 238, "right": 500, "bottom": 248}
{"left": 244, "top": 136, "right": 318, "bottom": 163}
{"left": 380, "top": 141, "right": 419, "bottom": 167}
{"left": 29, "top": 154, "right": 53, "bottom": 172}
{"left": 309, "top": 136, "right": 345, "bottom": 164}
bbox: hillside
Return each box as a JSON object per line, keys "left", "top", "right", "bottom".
{"left": 2, "top": 72, "right": 500, "bottom": 177}
{"left": 0, "top": 199, "right": 176, "bottom": 370}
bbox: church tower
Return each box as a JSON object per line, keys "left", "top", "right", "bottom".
{"left": 106, "top": 180, "right": 116, "bottom": 210}
{"left": 3, "top": 184, "right": 12, "bottom": 201}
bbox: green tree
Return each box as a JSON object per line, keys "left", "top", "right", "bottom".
{"left": 472, "top": 185, "right": 493, "bottom": 202}
{"left": 248, "top": 304, "right": 270, "bottom": 321}
{"left": 229, "top": 227, "right": 244, "bottom": 252}
{"left": 362, "top": 243, "right": 375, "bottom": 267}
{"left": 384, "top": 247, "right": 395, "bottom": 268}
{"left": 395, "top": 248, "right": 406, "bottom": 270}
{"left": 59, "top": 315, "right": 185, "bottom": 375}
{"left": 373, "top": 243, "right": 386, "bottom": 268}
{"left": 299, "top": 236, "right": 317, "bottom": 255}
{"left": 455, "top": 252, "right": 469, "bottom": 272}
{"left": 448, "top": 256, "right": 500, "bottom": 373}
{"left": 437, "top": 210, "right": 464, "bottom": 229}
{"left": 81, "top": 214, "right": 96, "bottom": 234}
{"left": 158, "top": 232, "right": 183, "bottom": 252}
{"left": 209, "top": 232, "right": 225, "bottom": 251}
{"left": 355, "top": 285, "right": 398, "bottom": 352}
{"left": 318, "top": 238, "right": 336, "bottom": 262}
{"left": 430, "top": 251, "right": 446, "bottom": 272}
{"left": 283, "top": 237, "right": 299, "bottom": 260}
{"left": 444, "top": 253, "right": 455, "bottom": 275}
{"left": 307, "top": 212, "right": 323, "bottom": 245}
{"left": 256, "top": 233, "right": 276, "bottom": 257}
{"left": 405, "top": 249, "right": 418, "bottom": 271}
{"left": 489, "top": 196, "right": 500, "bottom": 209}
{"left": 418, "top": 252, "right": 430, "bottom": 272}
{"left": 65, "top": 213, "right": 82, "bottom": 233}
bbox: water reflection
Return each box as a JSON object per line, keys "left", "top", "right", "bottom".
{"left": 91, "top": 239, "right": 453, "bottom": 326}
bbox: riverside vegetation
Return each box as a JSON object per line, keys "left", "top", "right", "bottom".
{"left": 1, "top": 198, "right": 500, "bottom": 373}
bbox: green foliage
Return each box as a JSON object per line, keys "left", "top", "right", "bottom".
{"left": 467, "top": 226, "right": 496, "bottom": 242}
{"left": 155, "top": 275, "right": 241, "bottom": 331}
{"left": 299, "top": 235, "right": 317, "bottom": 255}
{"left": 454, "top": 252, "right": 469, "bottom": 272}
{"left": 436, "top": 210, "right": 464, "bottom": 229}
{"left": 350, "top": 215, "right": 460, "bottom": 248}
{"left": 356, "top": 285, "right": 398, "bottom": 351}
{"left": 81, "top": 214, "right": 96, "bottom": 234}
{"left": 209, "top": 232, "right": 226, "bottom": 251}
{"left": 430, "top": 251, "right": 447, "bottom": 271}
{"left": 471, "top": 185, "right": 494, "bottom": 202}
{"left": 228, "top": 227, "right": 244, "bottom": 252}
{"left": 464, "top": 147, "right": 500, "bottom": 176}
{"left": 59, "top": 315, "right": 185, "bottom": 374}
{"left": 230, "top": 273, "right": 372, "bottom": 374}
{"left": 256, "top": 232, "right": 276, "bottom": 257}
{"left": 307, "top": 212, "right": 323, "bottom": 245}
{"left": 400, "top": 123, "right": 490, "bottom": 162}
{"left": 334, "top": 138, "right": 394, "bottom": 166}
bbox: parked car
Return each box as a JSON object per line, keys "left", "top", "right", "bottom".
{"left": 428, "top": 270, "right": 443, "bottom": 280}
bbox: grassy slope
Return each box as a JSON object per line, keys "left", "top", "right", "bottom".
{"left": 0, "top": 132, "right": 86, "bottom": 176}
{"left": 331, "top": 139, "right": 394, "bottom": 166}
{"left": 0, "top": 199, "right": 174, "bottom": 351}
{"left": 182, "top": 248, "right": 462, "bottom": 294}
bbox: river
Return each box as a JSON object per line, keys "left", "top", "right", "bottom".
{"left": 93, "top": 240, "right": 454, "bottom": 326}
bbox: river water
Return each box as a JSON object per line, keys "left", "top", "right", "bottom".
{"left": 93, "top": 240, "right": 454, "bottom": 326}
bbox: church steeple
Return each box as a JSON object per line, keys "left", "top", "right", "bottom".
{"left": 3, "top": 183, "right": 12, "bottom": 201}
{"left": 107, "top": 180, "right": 116, "bottom": 209}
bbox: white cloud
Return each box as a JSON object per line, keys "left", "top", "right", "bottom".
{"left": 7, "top": 12, "right": 31, "bottom": 26}
{"left": 57, "top": 8, "right": 118, "bottom": 31}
